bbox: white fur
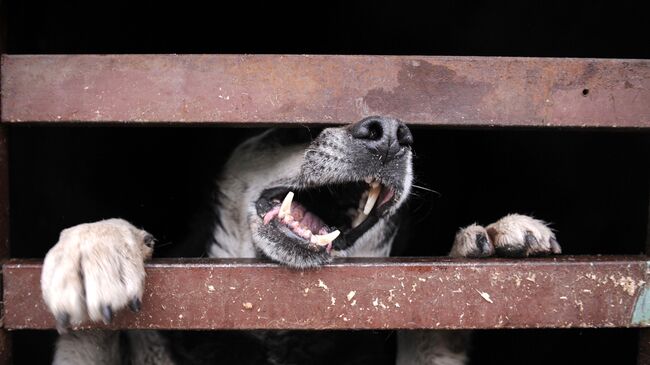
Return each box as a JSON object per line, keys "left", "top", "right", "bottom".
{"left": 41, "top": 121, "right": 559, "bottom": 365}
{"left": 487, "top": 214, "right": 561, "bottom": 255}
{"left": 42, "top": 219, "right": 153, "bottom": 326}
{"left": 449, "top": 223, "right": 492, "bottom": 258}
{"left": 450, "top": 214, "right": 560, "bottom": 258}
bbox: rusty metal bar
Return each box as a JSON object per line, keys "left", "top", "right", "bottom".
{"left": 0, "top": 7, "right": 12, "bottom": 356}
{"left": 2, "top": 55, "right": 649, "bottom": 127}
{"left": 3, "top": 256, "right": 649, "bottom": 330}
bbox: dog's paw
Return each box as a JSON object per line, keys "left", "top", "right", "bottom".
{"left": 450, "top": 224, "right": 495, "bottom": 258}
{"left": 450, "top": 214, "right": 561, "bottom": 258}
{"left": 41, "top": 219, "right": 154, "bottom": 333}
{"left": 486, "top": 214, "right": 561, "bottom": 257}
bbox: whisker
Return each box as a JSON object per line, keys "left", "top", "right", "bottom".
{"left": 153, "top": 241, "right": 175, "bottom": 249}
{"left": 412, "top": 184, "right": 441, "bottom": 196}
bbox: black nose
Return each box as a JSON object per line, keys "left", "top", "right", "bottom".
{"left": 349, "top": 116, "right": 413, "bottom": 161}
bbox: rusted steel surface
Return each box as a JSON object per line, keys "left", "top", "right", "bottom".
{"left": 3, "top": 256, "right": 649, "bottom": 330}
{"left": 0, "top": 19, "right": 12, "bottom": 363}
{"left": 2, "top": 55, "right": 649, "bottom": 127}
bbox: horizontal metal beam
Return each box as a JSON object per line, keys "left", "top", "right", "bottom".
{"left": 3, "top": 256, "right": 649, "bottom": 330}
{"left": 2, "top": 55, "right": 649, "bottom": 127}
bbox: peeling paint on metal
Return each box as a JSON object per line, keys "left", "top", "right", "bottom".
{"left": 631, "top": 262, "right": 650, "bottom": 326}
{"left": 2, "top": 55, "right": 649, "bottom": 127}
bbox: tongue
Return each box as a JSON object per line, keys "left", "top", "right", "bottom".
{"left": 299, "top": 211, "right": 326, "bottom": 234}
{"left": 264, "top": 200, "right": 328, "bottom": 234}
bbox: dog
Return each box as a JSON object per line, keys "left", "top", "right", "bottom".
{"left": 41, "top": 116, "right": 561, "bottom": 364}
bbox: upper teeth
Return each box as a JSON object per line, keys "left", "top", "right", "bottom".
{"left": 271, "top": 180, "right": 384, "bottom": 247}
{"left": 278, "top": 191, "right": 294, "bottom": 219}
{"left": 364, "top": 181, "right": 381, "bottom": 215}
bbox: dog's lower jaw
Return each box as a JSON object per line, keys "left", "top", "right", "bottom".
{"left": 252, "top": 225, "right": 333, "bottom": 268}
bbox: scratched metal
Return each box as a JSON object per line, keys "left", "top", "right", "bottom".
{"left": 1, "top": 55, "right": 649, "bottom": 127}
{"left": 2, "top": 256, "right": 648, "bottom": 330}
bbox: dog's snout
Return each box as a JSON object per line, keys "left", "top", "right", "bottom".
{"left": 350, "top": 116, "right": 412, "bottom": 161}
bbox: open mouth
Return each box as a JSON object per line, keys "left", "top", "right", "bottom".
{"left": 255, "top": 178, "right": 397, "bottom": 253}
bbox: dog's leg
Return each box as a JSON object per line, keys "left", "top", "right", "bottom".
{"left": 398, "top": 214, "right": 561, "bottom": 364}
{"left": 53, "top": 331, "right": 121, "bottom": 365}
{"left": 396, "top": 330, "right": 470, "bottom": 365}
{"left": 52, "top": 330, "right": 174, "bottom": 365}
{"left": 41, "top": 219, "right": 163, "bottom": 364}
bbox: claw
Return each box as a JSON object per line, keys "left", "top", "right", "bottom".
{"left": 128, "top": 297, "right": 142, "bottom": 313}
{"left": 524, "top": 231, "right": 539, "bottom": 248}
{"left": 101, "top": 305, "right": 113, "bottom": 324}
{"left": 550, "top": 237, "right": 562, "bottom": 254}
{"left": 144, "top": 234, "right": 156, "bottom": 248}
{"left": 475, "top": 232, "right": 494, "bottom": 256}
{"left": 55, "top": 312, "right": 70, "bottom": 334}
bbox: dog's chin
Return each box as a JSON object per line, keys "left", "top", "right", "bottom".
{"left": 253, "top": 221, "right": 332, "bottom": 268}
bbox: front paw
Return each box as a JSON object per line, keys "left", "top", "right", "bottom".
{"left": 450, "top": 224, "right": 495, "bottom": 258}
{"left": 486, "top": 214, "right": 561, "bottom": 257}
{"left": 450, "top": 214, "right": 561, "bottom": 258}
{"left": 41, "top": 219, "right": 154, "bottom": 333}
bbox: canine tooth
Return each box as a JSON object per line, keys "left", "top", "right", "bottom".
{"left": 363, "top": 184, "right": 381, "bottom": 215}
{"left": 310, "top": 230, "right": 341, "bottom": 246}
{"left": 351, "top": 211, "right": 368, "bottom": 228}
{"left": 278, "top": 191, "right": 294, "bottom": 219}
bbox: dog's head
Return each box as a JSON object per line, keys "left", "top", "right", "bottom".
{"left": 215, "top": 116, "right": 413, "bottom": 267}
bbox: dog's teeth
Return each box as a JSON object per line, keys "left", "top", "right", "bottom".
{"left": 278, "top": 191, "right": 294, "bottom": 219}
{"left": 363, "top": 184, "right": 381, "bottom": 215}
{"left": 351, "top": 211, "right": 368, "bottom": 228}
{"left": 310, "top": 230, "right": 341, "bottom": 246}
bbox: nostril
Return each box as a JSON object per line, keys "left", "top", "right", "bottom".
{"left": 351, "top": 118, "right": 385, "bottom": 141}
{"left": 366, "top": 120, "right": 383, "bottom": 141}
{"left": 397, "top": 124, "right": 413, "bottom": 147}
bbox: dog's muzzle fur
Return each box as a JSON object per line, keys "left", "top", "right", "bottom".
{"left": 210, "top": 116, "right": 414, "bottom": 268}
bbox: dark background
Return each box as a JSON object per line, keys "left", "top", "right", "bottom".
{"left": 3, "top": 0, "right": 649, "bottom": 364}
{"left": 4, "top": 0, "right": 650, "bottom": 58}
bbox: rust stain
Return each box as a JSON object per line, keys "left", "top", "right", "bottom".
{"left": 363, "top": 60, "right": 492, "bottom": 120}
{"left": 2, "top": 55, "right": 649, "bottom": 127}
{"left": 2, "top": 256, "right": 648, "bottom": 330}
